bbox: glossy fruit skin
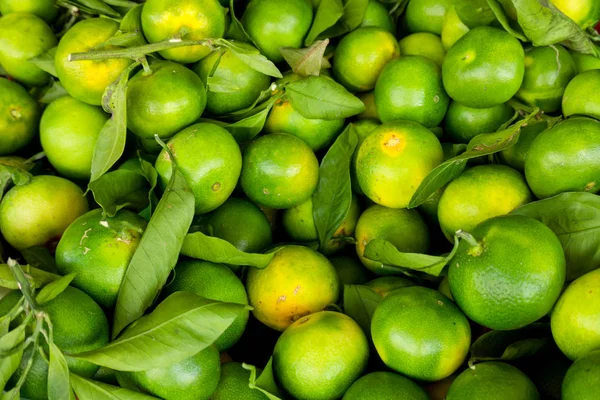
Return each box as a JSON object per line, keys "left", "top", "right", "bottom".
{"left": 355, "top": 205, "right": 429, "bottom": 274}
{"left": 444, "top": 101, "right": 514, "bottom": 144}
{"left": 371, "top": 286, "right": 471, "bottom": 382}
{"left": 356, "top": 120, "right": 444, "bottom": 208}
{"left": 56, "top": 18, "right": 132, "bottom": 105}
{"left": 562, "top": 349, "right": 600, "bottom": 400}
{"left": 571, "top": 51, "right": 600, "bottom": 73}
{"left": 399, "top": 32, "right": 446, "bottom": 67}
{"left": 273, "top": 311, "right": 369, "bottom": 400}
{"left": 551, "top": 0, "right": 600, "bottom": 29}
{"left": 55, "top": 209, "right": 147, "bottom": 309}
{"left": 212, "top": 362, "right": 268, "bottom": 400}
{"left": 127, "top": 61, "right": 207, "bottom": 139}
{"left": 0, "top": 175, "right": 89, "bottom": 250}
{"left": 344, "top": 371, "right": 429, "bottom": 400}
{"left": 193, "top": 43, "right": 271, "bottom": 116}
{"left": 441, "top": 5, "right": 469, "bottom": 50}
{"left": 0, "top": 0, "right": 58, "bottom": 23}
{"left": 246, "top": 245, "right": 340, "bottom": 331}
{"left": 365, "top": 276, "right": 415, "bottom": 297}
{"left": 264, "top": 101, "right": 345, "bottom": 151}
{"left": 563, "top": 70, "right": 600, "bottom": 119}
{"left": 517, "top": 45, "right": 577, "bottom": 113}
{"left": 351, "top": 119, "right": 380, "bottom": 194}
{"left": 162, "top": 260, "right": 249, "bottom": 351}
{"left": 155, "top": 123, "right": 242, "bottom": 215}
{"left": 0, "top": 78, "right": 40, "bottom": 155}
{"left": 375, "top": 56, "right": 449, "bottom": 127}
{"left": 124, "top": 346, "right": 221, "bottom": 400}
{"left": 449, "top": 215, "right": 566, "bottom": 330}
{"left": 360, "top": 0, "right": 395, "bottom": 32}
{"left": 241, "top": 133, "right": 319, "bottom": 209}
{"left": 141, "top": 0, "right": 225, "bottom": 63}
{"left": 333, "top": 27, "right": 400, "bottom": 92}
{"left": 551, "top": 269, "right": 600, "bottom": 360}
{"left": 242, "top": 0, "right": 313, "bottom": 63}
{"left": 446, "top": 362, "right": 540, "bottom": 400}
{"left": 405, "top": 0, "right": 453, "bottom": 35}
{"left": 499, "top": 119, "right": 548, "bottom": 172}
{"left": 442, "top": 26, "right": 525, "bottom": 108}
{"left": 356, "top": 92, "right": 379, "bottom": 120}
{"left": 437, "top": 164, "right": 532, "bottom": 241}
{"left": 40, "top": 96, "right": 107, "bottom": 180}
{"left": 0, "top": 13, "right": 56, "bottom": 86}
{"left": 525, "top": 118, "right": 600, "bottom": 199}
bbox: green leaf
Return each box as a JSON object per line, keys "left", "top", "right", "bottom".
{"left": 304, "top": 0, "right": 344, "bottom": 46}
{"left": 286, "top": 76, "right": 365, "bottom": 119}
{"left": 319, "top": 0, "right": 369, "bottom": 39}
{"left": 21, "top": 246, "right": 58, "bottom": 273}
{"left": 281, "top": 40, "right": 330, "bottom": 77}
{"left": 312, "top": 124, "right": 358, "bottom": 250}
{"left": 28, "top": 47, "right": 57, "bottom": 77}
{"left": 112, "top": 142, "right": 195, "bottom": 338}
{"left": 0, "top": 319, "right": 22, "bottom": 392}
{"left": 407, "top": 159, "right": 468, "bottom": 209}
{"left": 74, "top": 292, "right": 247, "bottom": 371}
{"left": 0, "top": 264, "right": 60, "bottom": 290}
{"left": 0, "top": 324, "right": 25, "bottom": 356}
{"left": 48, "top": 343, "right": 72, "bottom": 400}
{"left": 181, "top": 231, "right": 276, "bottom": 269}
{"left": 1, "top": 387, "right": 19, "bottom": 400}
{"left": 455, "top": 0, "right": 496, "bottom": 27}
{"left": 37, "top": 79, "right": 69, "bottom": 104}
{"left": 342, "top": 285, "right": 382, "bottom": 337}
{"left": 70, "top": 373, "right": 158, "bottom": 400}
{"left": 57, "top": 0, "right": 120, "bottom": 17}
{"left": 89, "top": 170, "right": 150, "bottom": 217}
{"left": 219, "top": 40, "right": 282, "bottom": 78}
{"left": 90, "top": 62, "right": 138, "bottom": 183}
{"left": 207, "top": 76, "right": 241, "bottom": 93}
{"left": 226, "top": 0, "right": 255, "bottom": 44}
{"left": 243, "top": 358, "right": 284, "bottom": 400}
{"left": 211, "top": 101, "right": 275, "bottom": 144}
{"left": 509, "top": 0, "right": 599, "bottom": 56}
{"left": 36, "top": 273, "right": 76, "bottom": 305}
{"left": 511, "top": 192, "right": 600, "bottom": 280}
{"left": 104, "top": 4, "right": 147, "bottom": 47}
{"left": 486, "top": 0, "right": 528, "bottom": 41}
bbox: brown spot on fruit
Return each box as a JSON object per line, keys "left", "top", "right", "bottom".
{"left": 211, "top": 182, "right": 221, "bottom": 192}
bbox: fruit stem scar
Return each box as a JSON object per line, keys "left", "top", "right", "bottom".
{"left": 10, "top": 109, "right": 21, "bottom": 120}
{"left": 455, "top": 230, "right": 483, "bottom": 257}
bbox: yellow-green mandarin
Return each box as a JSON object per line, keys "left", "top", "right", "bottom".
{"left": 0, "top": 78, "right": 40, "bottom": 155}
{"left": 563, "top": 70, "right": 600, "bottom": 120}
{"left": 499, "top": 120, "right": 548, "bottom": 172}
{"left": 212, "top": 362, "right": 268, "bottom": 400}
{"left": 356, "top": 92, "right": 379, "bottom": 120}
{"left": 551, "top": 0, "right": 600, "bottom": 29}
{"left": 371, "top": 286, "right": 471, "bottom": 382}
{"left": 562, "top": 350, "right": 600, "bottom": 400}
{"left": 399, "top": 32, "right": 446, "bottom": 67}
{"left": 441, "top": 5, "right": 469, "bottom": 50}
{"left": 343, "top": 372, "right": 429, "bottom": 400}
{"left": 571, "top": 51, "right": 600, "bottom": 73}
{"left": 360, "top": 0, "right": 395, "bottom": 32}
{"left": 365, "top": 276, "right": 415, "bottom": 297}
{"left": 0, "top": 0, "right": 58, "bottom": 23}
{"left": 356, "top": 120, "right": 444, "bottom": 208}
{"left": 444, "top": 101, "right": 514, "bottom": 144}
{"left": 405, "top": 0, "right": 452, "bottom": 35}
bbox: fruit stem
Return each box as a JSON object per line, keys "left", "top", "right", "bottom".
{"left": 455, "top": 230, "right": 483, "bottom": 256}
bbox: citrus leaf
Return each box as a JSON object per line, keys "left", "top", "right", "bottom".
{"left": 343, "top": 285, "right": 382, "bottom": 337}
{"left": 207, "top": 76, "right": 241, "bottom": 93}
{"left": 304, "top": 0, "right": 344, "bottom": 46}
{"left": 21, "top": 246, "right": 58, "bottom": 273}
{"left": 0, "top": 320, "right": 22, "bottom": 392}
{"left": 36, "top": 273, "right": 76, "bottom": 305}
{"left": 486, "top": 0, "right": 528, "bottom": 41}
{"left": 74, "top": 292, "right": 248, "bottom": 371}
{"left": 89, "top": 170, "right": 150, "bottom": 217}
{"left": 48, "top": 343, "right": 72, "bottom": 400}
{"left": 219, "top": 40, "right": 282, "bottom": 78}
{"left": 28, "top": 47, "right": 57, "bottom": 77}
{"left": 455, "top": 0, "right": 496, "bottom": 27}
{"left": 0, "top": 264, "right": 60, "bottom": 290}
{"left": 112, "top": 141, "right": 195, "bottom": 338}
{"left": 70, "top": 373, "right": 158, "bottom": 400}
{"left": 281, "top": 40, "right": 330, "bottom": 77}
{"left": 181, "top": 231, "right": 276, "bottom": 268}
{"left": 56, "top": 0, "right": 120, "bottom": 17}
{"left": 407, "top": 159, "right": 468, "bottom": 209}
{"left": 286, "top": 76, "right": 365, "bottom": 119}
{"left": 1, "top": 387, "right": 18, "bottom": 400}
{"left": 319, "top": 0, "right": 369, "bottom": 39}
{"left": 226, "top": 0, "right": 255, "bottom": 44}
{"left": 0, "top": 324, "right": 25, "bottom": 356}
{"left": 104, "top": 4, "right": 147, "bottom": 47}
{"left": 312, "top": 124, "right": 357, "bottom": 250}
{"left": 207, "top": 101, "right": 275, "bottom": 144}
{"left": 37, "top": 79, "right": 69, "bottom": 104}
{"left": 242, "top": 358, "right": 284, "bottom": 400}
{"left": 137, "top": 156, "right": 159, "bottom": 215}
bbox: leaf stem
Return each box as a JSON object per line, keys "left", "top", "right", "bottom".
{"left": 8, "top": 259, "right": 39, "bottom": 313}
{"left": 455, "top": 230, "right": 483, "bottom": 256}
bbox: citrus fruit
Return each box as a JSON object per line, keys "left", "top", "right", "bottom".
{"left": 343, "top": 371, "right": 429, "bottom": 400}
{"left": 551, "top": 0, "right": 600, "bottom": 29}
{"left": 365, "top": 276, "right": 415, "bottom": 296}
{"left": 127, "top": 60, "right": 207, "bottom": 139}
{"left": 242, "top": 0, "right": 313, "bottom": 63}
{"left": 329, "top": 255, "right": 371, "bottom": 285}
{"left": 375, "top": 56, "right": 449, "bottom": 127}
{"left": 446, "top": 361, "right": 540, "bottom": 400}
{"left": 282, "top": 195, "right": 360, "bottom": 255}
{"left": 516, "top": 45, "right": 577, "bottom": 113}
{"left": 212, "top": 362, "right": 268, "bottom": 400}
{"left": 356, "top": 92, "right": 379, "bottom": 120}
{"left": 562, "top": 69, "right": 600, "bottom": 119}
{"left": 444, "top": 101, "right": 514, "bottom": 143}
{"left": 551, "top": 268, "right": 600, "bottom": 360}
{"left": 438, "top": 276, "right": 453, "bottom": 299}
{"left": 273, "top": 311, "right": 369, "bottom": 399}
{"left": 55, "top": 209, "right": 147, "bottom": 309}
{"left": 1, "top": 287, "right": 109, "bottom": 400}
{"left": 246, "top": 245, "right": 340, "bottom": 331}
{"left": 351, "top": 119, "right": 380, "bottom": 194}
{"left": 333, "top": 27, "right": 400, "bottom": 92}
{"left": 525, "top": 118, "right": 600, "bottom": 199}
{"left": 193, "top": 42, "right": 271, "bottom": 116}
{"left": 442, "top": 26, "right": 525, "bottom": 108}
{"left": 405, "top": 0, "right": 453, "bottom": 35}
{"left": 264, "top": 100, "right": 345, "bottom": 151}
{"left": 0, "top": 12, "right": 56, "bottom": 86}
{"left": 55, "top": 18, "right": 132, "bottom": 105}
{"left": 355, "top": 120, "right": 444, "bottom": 208}
{"left": 162, "top": 260, "right": 249, "bottom": 351}
{"left": 571, "top": 51, "right": 600, "bottom": 73}
{"left": 155, "top": 123, "right": 242, "bottom": 214}
{"left": 562, "top": 349, "right": 600, "bottom": 400}
{"left": 371, "top": 286, "right": 471, "bottom": 381}
{"left": 441, "top": 5, "right": 469, "bottom": 50}
{"left": 40, "top": 96, "right": 107, "bottom": 180}
{"left": 360, "top": 0, "right": 395, "bottom": 32}
{"left": 123, "top": 345, "right": 221, "bottom": 400}
{"left": 437, "top": 164, "right": 532, "bottom": 240}
{"left": 0, "top": 0, "right": 58, "bottom": 23}
{"left": 0, "top": 77, "right": 40, "bottom": 155}
{"left": 355, "top": 205, "right": 430, "bottom": 273}
{"left": 141, "top": 0, "right": 226, "bottom": 63}
{"left": 203, "top": 197, "right": 273, "bottom": 253}
{"left": 241, "top": 133, "right": 319, "bottom": 209}
{"left": 399, "top": 32, "right": 446, "bottom": 67}
{"left": 0, "top": 175, "right": 89, "bottom": 250}
{"left": 449, "top": 214, "right": 566, "bottom": 330}
{"left": 499, "top": 119, "right": 548, "bottom": 172}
